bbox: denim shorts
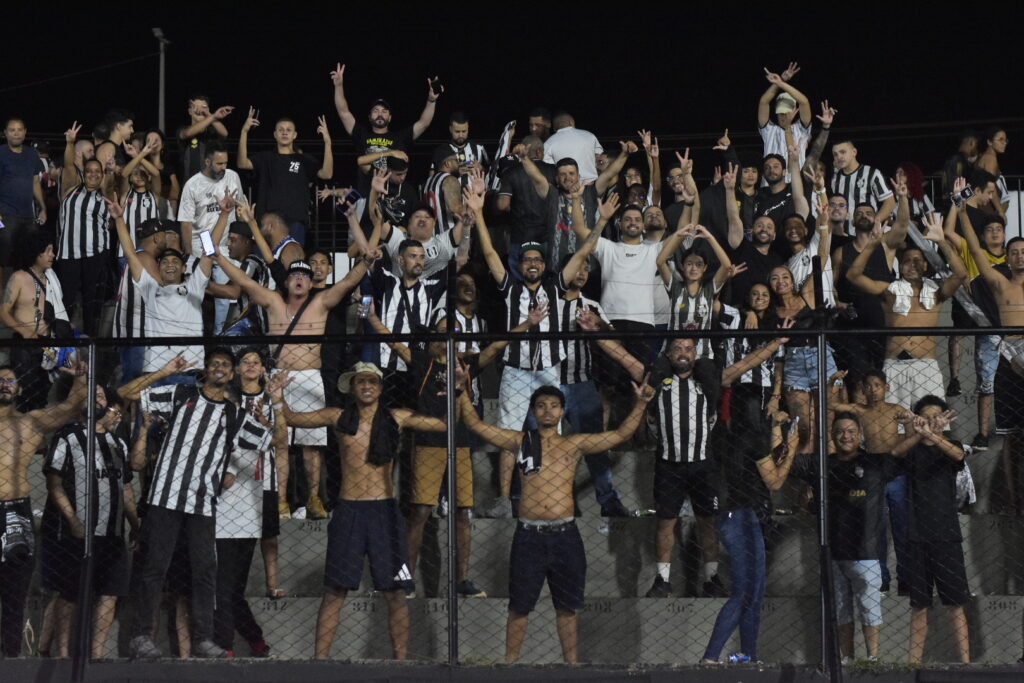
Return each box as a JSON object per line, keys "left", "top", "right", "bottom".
{"left": 784, "top": 345, "right": 838, "bottom": 392}
{"left": 975, "top": 334, "right": 1000, "bottom": 395}
{"left": 832, "top": 559, "right": 883, "bottom": 627}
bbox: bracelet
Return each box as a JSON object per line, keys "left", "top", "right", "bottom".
{"left": 814, "top": 189, "right": 827, "bottom": 195}
{"left": 272, "top": 402, "right": 284, "bottom": 409}
{"left": 822, "top": 126, "right": 831, "bottom": 131}
{"left": 428, "top": 97, "right": 438, "bottom": 103}
{"left": 770, "top": 394, "right": 782, "bottom": 399}
{"left": 682, "top": 200, "right": 695, "bottom": 207}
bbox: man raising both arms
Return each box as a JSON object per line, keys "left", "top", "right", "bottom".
{"left": 268, "top": 363, "right": 447, "bottom": 660}
{"left": 331, "top": 63, "right": 441, "bottom": 196}
{"left": 457, "top": 378, "right": 655, "bottom": 663}
{"left": 215, "top": 244, "right": 373, "bottom": 520}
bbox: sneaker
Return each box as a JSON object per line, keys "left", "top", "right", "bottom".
{"left": 645, "top": 576, "right": 673, "bottom": 598}
{"left": 880, "top": 580, "right": 890, "bottom": 594}
{"left": 306, "top": 495, "right": 328, "bottom": 520}
{"left": 129, "top": 635, "right": 162, "bottom": 660}
{"left": 404, "top": 585, "right": 416, "bottom": 599}
{"left": 971, "top": 433, "right": 989, "bottom": 451}
{"left": 480, "top": 496, "right": 512, "bottom": 518}
{"left": 947, "top": 378, "right": 962, "bottom": 397}
{"left": 702, "top": 574, "right": 728, "bottom": 598}
{"left": 600, "top": 498, "right": 630, "bottom": 517}
{"left": 841, "top": 656, "right": 854, "bottom": 666}
{"left": 193, "top": 639, "right": 229, "bottom": 658}
{"left": 249, "top": 640, "right": 271, "bottom": 658}
{"left": 727, "top": 652, "right": 752, "bottom": 663}
{"left": 867, "top": 655, "right": 879, "bottom": 663}
{"left": 456, "top": 579, "right": 487, "bottom": 598}
{"left": 278, "top": 500, "right": 292, "bottom": 520}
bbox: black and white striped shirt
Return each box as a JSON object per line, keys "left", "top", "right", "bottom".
{"left": 141, "top": 384, "right": 271, "bottom": 517}
{"left": 226, "top": 253, "right": 271, "bottom": 334}
{"left": 830, "top": 164, "right": 893, "bottom": 233}
{"left": 423, "top": 171, "right": 459, "bottom": 234}
{"left": 432, "top": 141, "right": 490, "bottom": 171}
{"left": 652, "top": 359, "right": 720, "bottom": 462}
{"left": 558, "top": 294, "right": 609, "bottom": 385}
{"left": 58, "top": 184, "right": 110, "bottom": 259}
{"left": 44, "top": 424, "right": 131, "bottom": 539}
{"left": 430, "top": 307, "right": 487, "bottom": 354}
{"left": 240, "top": 390, "right": 278, "bottom": 493}
{"left": 500, "top": 272, "right": 566, "bottom": 371}
{"left": 120, "top": 188, "right": 170, "bottom": 257}
{"left": 371, "top": 267, "right": 448, "bottom": 372}
{"left": 113, "top": 253, "right": 147, "bottom": 339}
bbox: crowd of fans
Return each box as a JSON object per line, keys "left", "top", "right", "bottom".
{"left": 0, "top": 60, "right": 1018, "bottom": 666}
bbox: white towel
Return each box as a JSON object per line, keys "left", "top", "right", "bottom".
{"left": 886, "top": 279, "right": 938, "bottom": 316}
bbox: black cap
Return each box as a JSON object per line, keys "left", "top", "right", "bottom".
{"left": 137, "top": 218, "right": 171, "bottom": 242}
{"left": 519, "top": 242, "right": 547, "bottom": 257}
{"left": 286, "top": 260, "right": 313, "bottom": 278}
{"left": 156, "top": 247, "right": 185, "bottom": 263}
{"left": 432, "top": 145, "right": 459, "bottom": 170}
{"left": 228, "top": 221, "right": 252, "bottom": 239}
{"left": 386, "top": 156, "right": 408, "bottom": 172}
{"left": 369, "top": 98, "right": 391, "bottom": 112}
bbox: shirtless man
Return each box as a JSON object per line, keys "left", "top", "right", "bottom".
{"left": 846, "top": 212, "right": 967, "bottom": 409}
{"left": 268, "top": 362, "right": 446, "bottom": 660}
{"left": 0, "top": 232, "right": 57, "bottom": 410}
{"left": 457, "top": 380, "right": 655, "bottom": 664}
{"left": 216, "top": 247, "right": 373, "bottom": 519}
{"left": 0, "top": 362, "right": 86, "bottom": 656}
{"left": 955, "top": 193, "right": 1024, "bottom": 510}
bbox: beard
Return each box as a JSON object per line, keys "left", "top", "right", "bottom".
{"left": 0, "top": 394, "right": 14, "bottom": 406}
{"left": 853, "top": 217, "right": 874, "bottom": 233}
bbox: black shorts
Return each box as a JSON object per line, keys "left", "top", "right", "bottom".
{"left": 166, "top": 532, "right": 192, "bottom": 597}
{"left": 508, "top": 521, "right": 586, "bottom": 615}
{"left": 261, "top": 490, "right": 280, "bottom": 539}
{"left": 324, "top": 499, "right": 411, "bottom": 592}
{"left": 654, "top": 458, "right": 719, "bottom": 518}
{"left": 41, "top": 535, "right": 130, "bottom": 601}
{"left": 995, "top": 357, "right": 1024, "bottom": 435}
{"left": 905, "top": 539, "right": 969, "bottom": 608}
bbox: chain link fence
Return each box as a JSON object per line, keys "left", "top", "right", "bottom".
{"left": 1, "top": 322, "right": 1023, "bottom": 673}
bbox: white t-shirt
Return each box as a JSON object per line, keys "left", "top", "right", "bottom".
{"left": 137, "top": 266, "right": 211, "bottom": 371}
{"left": 786, "top": 231, "right": 836, "bottom": 307}
{"left": 594, "top": 237, "right": 665, "bottom": 325}
{"left": 384, "top": 225, "right": 457, "bottom": 279}
{"left": 543, "top": 127, "right": 604, "bottom": 184}
{"left": 644, "top": 238, "right": 672, "bottom": 326}
{"left": 178, "top": 169, "right": 242, "bottom": 255}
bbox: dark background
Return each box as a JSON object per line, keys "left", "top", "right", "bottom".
{"left": 5, "top": 7, "right": 1022, "bottom": 181}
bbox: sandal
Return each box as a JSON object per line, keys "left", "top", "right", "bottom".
{"left": 266, "top": 587, "right": 285, "bottom": 599}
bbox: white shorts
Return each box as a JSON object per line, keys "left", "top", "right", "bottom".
{"left": 278, "top": 368, "right": 327, "bottom": 446}
{"left": 883, "top": 357, "right": 945, "bottom": 410}
{"left": 497, "top": 365, "right": 562, "bottom": 432}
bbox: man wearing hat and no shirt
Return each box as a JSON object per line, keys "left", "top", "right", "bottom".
{"left": 215, "top": 244, "right": 376, "bottom": 519}
{"left": 267, "top": 361, "right": 447, "bottom": 660}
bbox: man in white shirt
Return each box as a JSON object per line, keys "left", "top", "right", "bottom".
{"left": 543, "top": 112, "right": 603, "bottom": 184}
{"left": 178, "top": 141, "right": 242, "bottom": 333}
{"left": 757, "top": 62, "right": 812, "bottom": 171}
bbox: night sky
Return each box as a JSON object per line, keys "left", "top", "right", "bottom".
{"left": 5, "top": 7, "right": 1022, "bottom": 180}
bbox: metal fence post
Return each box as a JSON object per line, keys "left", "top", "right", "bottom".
{"left": 444, "top": 262, "right": 460, "bottom": 665}
{"left": 71, "top": 340, "right": 98, "bottom": 680}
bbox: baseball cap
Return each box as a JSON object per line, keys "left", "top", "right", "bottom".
{"left": 519, "top": 242, "right": 547, "bottom": 257}
{"left": 286, "top": 260, "right": 313, "bottom": 278}
{"left": 137, "top": 218, "right": 172, "bottom": 242}
{"left": 775, "top": 93, "right": 797, "bottom": 115}
{"left": 228, "top": 221, "right": 253, "bottom": 239}
{"left": 370, "top": 98, "right": 391, "bottom": 112}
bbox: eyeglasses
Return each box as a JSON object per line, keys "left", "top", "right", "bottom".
{"left": 105, "top": 407, "right": 123, "bottom": 418}
{"left": 0, "top": 378, "right": 18, "bottom": 387}
{"left": 521, "top": 256, "right": 545, "bottom": 264}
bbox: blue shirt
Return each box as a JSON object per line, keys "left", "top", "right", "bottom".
{"left": 0, "top": 145, "right": 41, "bottom": 217}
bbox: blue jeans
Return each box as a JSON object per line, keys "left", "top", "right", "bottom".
{"left": 561, "top": 381, "right": 619, "bottom": 506}
{"left": 704, "top": 508, "right": 766, "bottom": 661}
{"left": 879, "top": 474, "right": 909, "bottom": 588}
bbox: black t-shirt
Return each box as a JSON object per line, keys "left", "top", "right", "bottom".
{"left": 720, "top": 441, "right": 772, "bottom": 512}
{"left": 792, "top": 449, "right": 894, "bottom": 561}
{"left": 754, "top": 185, "right": 795, "bottom": 229}
{"left": 251, "top": 151, "right": 320, "bottom": 224}
{"left": 834, "top": 239, "right": 893, "bottom": 329}
{"left": 409, "top": 348, "right": 478, "bottom": 448}
{"left": 498, "top": 161, "right": 556, "bottom": 245}
{"left": 351, "top": 124, "right": 414, "bottom": 194}
{"left": 904, "top": 439, "right": 965, "bottom": 543}
{"left": 726, "top": 241, "right": 784, "bottom": 307}
{"left": 176, "top": 125, "right": 227, "bottom": 182}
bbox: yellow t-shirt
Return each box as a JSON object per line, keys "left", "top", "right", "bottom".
{"left": 959, "top": 239, "right": 1005, "bottom": 281}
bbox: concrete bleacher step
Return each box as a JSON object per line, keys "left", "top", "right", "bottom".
{"left": 48, "top": 594, "right": 1024, "bottom": 665}
{"left": 253, "top": 514, "right": 1024, "bottom": 600}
